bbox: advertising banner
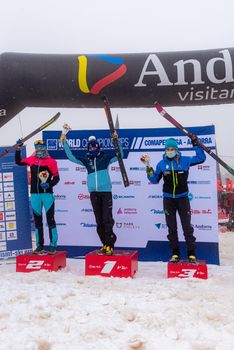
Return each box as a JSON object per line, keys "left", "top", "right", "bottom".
{"left": 1, "top": 48, "right": 234, "bottom": 127}
{"left": 0, "top": 146, "right": 32, "bottom": 259}
{"left": 43, "top": 125, "right": 219, "bottom": 264}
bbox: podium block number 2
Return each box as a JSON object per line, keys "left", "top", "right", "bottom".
{"left": 26, "top": 260, "right": 44, "bottom": 270}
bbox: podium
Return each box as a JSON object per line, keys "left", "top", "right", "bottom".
{"left": 168, "top": 260, "right": 208, "bottom": 280}
{"left": 85, "top": 250, "right": 138, "bottom": 278}
{"left": 16, "top": 251, "right": 66, "bottom": 272}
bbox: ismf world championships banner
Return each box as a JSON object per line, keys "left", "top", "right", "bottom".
{"left": 43, "top": 126, "right": 219, "bottom": 264}
{"left": 0, "top": 146, "right": 32, "bottom": 259}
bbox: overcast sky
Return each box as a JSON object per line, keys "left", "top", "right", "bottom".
{"left": 0, "top": 0, "right": 234, "bottom": 174}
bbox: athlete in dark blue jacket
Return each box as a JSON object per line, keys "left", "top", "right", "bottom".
{"left": 61, "top": 132, "right": 122, "bottom": 256}
{"left": 142, "top": 137, "right": 206, "bottom": 263}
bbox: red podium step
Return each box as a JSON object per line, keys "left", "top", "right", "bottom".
{"left": 85, "top": 250, "right": 138, "bottom": 278}
{"left": 16, "top": 251, "right": 66, "bottom": 272}
{"left": 168, "top": 260, "right": 208, "bottom": 279}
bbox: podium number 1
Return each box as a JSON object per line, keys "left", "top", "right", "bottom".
{"left": 101, "top": 261, "right": 117, "bottom": 273}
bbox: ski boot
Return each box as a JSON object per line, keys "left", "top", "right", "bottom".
{"left": 47, "top": 246, "right": 57, "bottom": 255}
{"left": 169, "top": 254, "right": 180, "bottom": 263}
{"left": 33, "top": 245, "right": 45, "bottom": 255}
{"left": 97, "top": 245, "right": 107, "bottom": 255}
{"left": 105, "top": 246, "right": 113, "bottom": 256}
{"left": 188, "top": 255, "right": 197, "bottom": 264}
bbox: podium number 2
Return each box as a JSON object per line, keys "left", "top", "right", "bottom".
{"left": 26, "top": 260, "right": 44, "bottom": 270}
{"left": 101, "top": 261, "right": 117, "bottom": 273}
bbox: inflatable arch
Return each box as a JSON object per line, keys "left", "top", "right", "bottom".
{"left": 1, "top": 47, "right": 234, "bottom": 128}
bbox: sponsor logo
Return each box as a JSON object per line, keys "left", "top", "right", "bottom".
{"left": 195, "top": 195, "right": 211, "bottom": 200}
{"left": 5, "top": 212, "right": 16, "bottom": 220}
{"left": 197, "top": 165, "right": 210, "bottom": 171}
{"left": 111, "top": 166, "right": 120, "bottom": 172}
{"left": 78, "top": 193, "right": 90, "bottom": 200}
{"left": 64, "top": 181, "right": 75, "bottom": 185}
{"left": 113, "top": 194, "right": 135, "bottom": 200}
{"left": 81, "top": 208, "right": 93, "bottom": 212}
{"left": 47, "top": 139, "right": 58, "bottom": 150}
{"left": 80, "top": 222, "right": 96, "bottom": 228}
{"left": 129, "top": 180, "right": 141, "bottom": 186}
{"left": 115, "top": 222, "right": 140, "bottom": 229}
{"left": 111, "top": 181, "right": 122, "bottom": 186}
{"left": 191, "top": 209, "right": 212, "bottom": 215}
{"left": 0, "top": 232, "right": 6, "bottom": 241}
{"left": 117, "top": 208, "right": 137, "bottom": 214}
{"left": 89, "top": 264, "right": 102, "bottom": 269}
{"left": 129, "top": 167, "right": 145, "bottom": 171}
{"left": 6, "top": 221, "right": 16, "bottom": 230}
{"left": 151, "top": 209, "right": 164, "bottom": 214}
{"left": 55, "top": 209, "right": 68, "bottom": 213}
{"left": 75, "top": 166, "right": 86, "bottom": 172}
{"left": 155, "top": 223, "right": 167, "bottom": 229}
{"left": 3, "top": 173, "right": 13, "bottom": 182}
{"left": 134, "top": 50, "right": 234, "bottom": 103}
{"left": 4, "top": 202, "right": 15, "bottom": 211}
{"left": 192, "top": 224, "right": 212, "bottom": 231}
{"left": 82, "top": 180, "right": 87, "bottom": 185}
{"left": 58, "top": 167, "right": 69, "bottom": 171}
{"left": 77, "top": 55, "right": 127, "bottom": 95}
{"left": 7, "top": 231, "right": 17, "bottom": 240}
{"left": 148, "top": 194, "right": 163, "bottom": 199}
{"left": 3, "top": 182, "right": 14, "bottom": 189}
{"left": 54, "top": 194, "right": 67, "bottom": 200}
{"left": 4, "top": 192, "right": 15, "bottom": 200}
{"left": 188, "top": 181, "right": 211, "bottom": 185}
{"left": 56, "top": 223, "right": 67, "bottom": 226}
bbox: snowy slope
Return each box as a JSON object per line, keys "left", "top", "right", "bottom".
{"left": 0, "top": 232, "right": 233, "bottom": 350}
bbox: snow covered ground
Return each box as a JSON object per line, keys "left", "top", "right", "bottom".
{"left": 0, "top": 231, "right": 234, "bottom": 350}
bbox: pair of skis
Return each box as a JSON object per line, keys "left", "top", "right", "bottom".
{"left": 0, "top": 112, "right": 60, "bottom": 159}
{"left": 103, "top": 96, "right": 130, "bottom": 187}
{"left": 154, "top": 102, "right": 234, "bottom": 177}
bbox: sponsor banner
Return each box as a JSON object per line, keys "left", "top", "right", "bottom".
{"left": 2, "top": 48, "right": 234, "bottom": 129}
{"left": 43, "top": 126, "right": 219, "bottom": 263}
{"left": 0, "top": 146, "right": 32, "bottom": 259}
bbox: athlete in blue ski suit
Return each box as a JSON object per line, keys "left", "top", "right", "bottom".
{"left": 61, "top": 134, "right": 122, "bottom": 255}
{"left": 144, "top": 137, "right": 206, "bottom": 262}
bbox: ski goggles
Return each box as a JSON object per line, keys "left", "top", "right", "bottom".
{"left": 34, "top": 140, "right": 46, "bottom": 147}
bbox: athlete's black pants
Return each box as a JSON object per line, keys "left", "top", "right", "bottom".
{"left": 90, "top": 192, "right": 117, "bottom": 248}
{"left": 163, "top": 196, "right": 196, "bottom": 256}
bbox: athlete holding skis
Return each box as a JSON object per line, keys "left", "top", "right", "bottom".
{"left": 141, "top": 137, "right": 206, "bottom": 263}
{"left": 15, "top": 139, "right": 60, "bottom": 254}
{"left": 60, "top": 127, "right": 122, "bottom": 256}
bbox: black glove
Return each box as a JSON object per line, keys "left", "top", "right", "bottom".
{"left": 16, "top": 139, "right": 24, "bottom": 148}
{"left": 191, "top": 136, "right": 199, "bottom": 147}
